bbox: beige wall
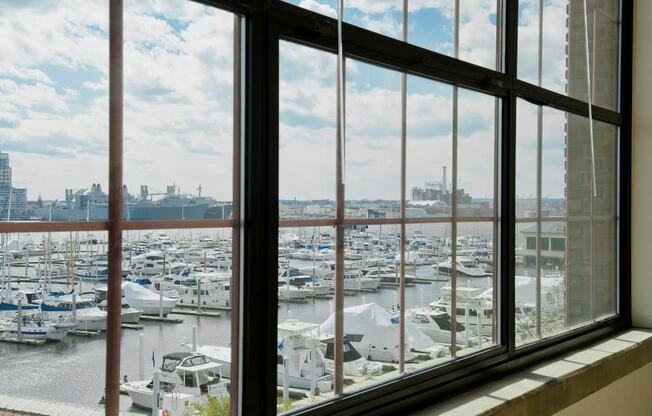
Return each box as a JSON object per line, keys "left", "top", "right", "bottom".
{"left": 553, "top": 361, "right": 652, "bottom": 416}
{"left": 632, "top": 0, "right": 652, "bottom": 327}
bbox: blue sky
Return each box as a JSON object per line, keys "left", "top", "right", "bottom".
{"left": 0, "top": 0, "right": 580, "bottom": 203}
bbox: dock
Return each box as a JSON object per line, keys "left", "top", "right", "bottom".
{"left": 140, "top": 315, "right": 184, "bottom": 323}
{"left": 0, "top": 337, "right": 46, "bottom": 346}
{"left": 0, "top": 394, "right": 142, "bottom": 416}
{"left": 68, "top": 330, "right": 101, "bottom": 337}
{"left": 120, "top": 323, "right": 144, "bottom": 330}
{"left": 171, "top": 309, "right": 222, "bottom": 318}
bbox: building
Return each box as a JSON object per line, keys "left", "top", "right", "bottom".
{"left": 519, "top": 223, "right": 566, "bottom": 269}
{"left": 0, "top": 152, "right": 27, "bottom": 219}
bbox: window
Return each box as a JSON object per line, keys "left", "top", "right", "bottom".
{"left": 0, "top": 0, "right": 629, "bottom": 415}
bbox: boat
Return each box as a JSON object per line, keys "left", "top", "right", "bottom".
{"left": 122, "top": 282, "right": 177, "bottom": 316}
{"left": 279, "top": 268, "right": 330, "bottom": 297}
{"left": 434, "top": 257, "right": 492, "bottom": 278}
{"left": 429, "top": 286, "right": 494, "bottom": 337}
{"left": 123, "top": 352, "right": 228, "bottom": 413}
{"left": 320, "top": 303, "right": 435, "bottom": 363}
{"left": 40, "top": 296, "right": 108, "bottom": 331}
{"left": 319, "top": 335, "right": 382, "bottom": 377}
{"left": 0, "top": 311, "right": 70, "bottom": 341}
{"left": 406, "top": 308, "right": 473, "bottom": 346}
{"left": 94, "top": 288, "right": 142, "bottom": 324}
{"left": 35, "top": 183, "right": 218, "bottom": 221}
{"left": 277, "top": 320, "right": 332, "bottom": 391}
{"left": 75, "top": 266, "right": 109, "bottom": 282}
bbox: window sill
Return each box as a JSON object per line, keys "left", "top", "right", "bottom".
{"left": 409, "top": 328, "right": 652, "bottom": 416}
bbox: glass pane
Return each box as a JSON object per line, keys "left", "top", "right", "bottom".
{"left": 515, "top": 103, "right": 618, "bottom": 345}
{"left": 282, "top": 1, "right": 501, "bottom": 70}
{"left": 123, "top": 1, "right": 235, "bottom": 221}
{"left": 0, "top": 231, "right": 108, "bottom": 404}
{"left": 515, "top": 100, "right": 538, "bottom": 218}
{"left": 457, "top": 89, "right": 497, "bottom": 217}
{"left": 278, "top": 226, "right": 336, "bottom": 412}
{"left": 345, "top": 60, "right": 401, "bottom": 218}
{"left": 341, "top": 224, "right": 400, "bottom": 394}
{"left": 0, "top": 1, "right": 108, "bottom": 222}
{"left": 406, "top": 76, "right": 453, "bottom": 218}
{"left": 515, "top": 222, "right": 538, "bottom": 344}
{"left": 517, "top": 0, "right": 619, "bottom": 110}
{"left": 279, "top": 41, "right": 336, "bottom": 220}
{"left": 455, "top": 221, "right": 497, "bottom": 355}
{"left": 121, "top": 228, "right": 234, "bottom": 413}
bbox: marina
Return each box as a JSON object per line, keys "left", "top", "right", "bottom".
{"left": 0, "top": 222, "right": 567, "bottom": 413}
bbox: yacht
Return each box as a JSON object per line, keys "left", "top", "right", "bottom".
{"left": 277, "top": 320, "right": 332, "bottom": 391}
{"left": 279, "top": 268, "right": 330, "bottom": 297}
{"left": 123, "top": 352, "right": 228, "bottom": 413}
{"left": 429, "top": 286, "right": 494, "bottom": 337}
{"left": 122, "top": 282, "right": 177, "bottom": 316}
{"left": 0, "top": 311, "right": 70, "bottom": 341}
{"left": 434, "top": 257, "right": 492, "bottom": 278}
{"left": 407, "top": 308, "right": 473, "bottom": 346}
{"left": 40, "top": 296, "right": 108, "bottom": 331}
{"left": 320, "top": 336, "right": 382, "bottom": 377}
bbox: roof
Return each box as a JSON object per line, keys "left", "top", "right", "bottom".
{"left": 162, "top": 352, "right": 194, "bottom": 361}
{"left": 520, "top": 222, "right": 566, "bottom": 235}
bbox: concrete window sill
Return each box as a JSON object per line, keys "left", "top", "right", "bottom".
{"left": 410, "top": 329, "right": 652, "bottom": 416}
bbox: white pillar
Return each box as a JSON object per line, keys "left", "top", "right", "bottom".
{"left": 192, "top": 325, "right": 198, "bottom": 353}
{"left": 152, "top": 369, "right": 160, "bottom": 416}
{"left": 17, "top": 299, "right": 22, "bottom": 341}
{"left": 464, "top": 303, "right": 469, "bottom": 349}
{"left": 197, "top": 278, "right": 202, "bottom": 313}
{"left": 283, "top": 356, "right": 289, "bottom": 401}
{"left": 139, "top": 332, "right": 145, "bottom": 380}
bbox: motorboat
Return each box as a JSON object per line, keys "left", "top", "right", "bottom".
{"left": 434, "top": 257, "right": 492, "bottom": 278}
{"left": 40, "top": 296, "right": 108, "bottom": 331}
{"left": 429, "top": 286, "right": 494, "bottom": 337}
{"left": 320, "top": 335, "right": 382, "bottom": 377}
{"left": 0, "top": 304, "right": 71, "bottom": 341}
{"left": 123, "top": 352, "right": 228, "bottom": 413}
{"left": 277, "top": 320, "right": 332, "bottom": 391}
{"left": 94, "top": 287, "right": 143, "bottom": 324}
{"left": 122, "top": 282, "right": 177, "bottom": 316}
{"left": 279, "top": 268, "right": 330, "bottom": 297}
{"left": 320, "top": 303, "right": 435, "bottom": 363}
{"left": 406, "top": 308, "right": 473, "bottom": 346}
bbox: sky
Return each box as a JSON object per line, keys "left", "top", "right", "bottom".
{"left": 0, "top": 0, "right": 607, "bottom": 202}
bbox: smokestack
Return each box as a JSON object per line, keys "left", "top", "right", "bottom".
{"left": 442, "top": 166, "right": 447, "bottom": 194}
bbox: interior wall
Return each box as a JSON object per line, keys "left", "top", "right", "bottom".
{"left": 553, "top": 361, "right": 652, "bottom": 416}
{"left": 631, "top": 0, "right": 652, "bottom": 327}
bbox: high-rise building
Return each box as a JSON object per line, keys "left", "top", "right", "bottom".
{"left": 0, "top": 152, "right": 27, "bottom": 219}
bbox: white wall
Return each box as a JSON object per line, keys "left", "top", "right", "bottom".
{"left": 631, "top": 0, "right": 652, "bottom": 328}
{"left": 553, "top": 361, "right": 652, "bottom": 416}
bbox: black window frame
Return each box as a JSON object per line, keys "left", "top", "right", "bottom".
{"left": 230, "top": 0, "right": 632, "bottom": 414}
{"left": 5, "top": 0, "right": 621, "bottom": 415}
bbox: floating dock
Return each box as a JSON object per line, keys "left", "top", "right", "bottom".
{"left": 0, "top": 337, "right": 46, "bottom": 346}
{"left": 140, "top": 315, "right": 184, "bottom": 323}
{"left": 0, "top": 393, "right": 142, "bottom": 416}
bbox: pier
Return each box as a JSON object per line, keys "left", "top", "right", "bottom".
{"left": 0, "top": 394, "right": 142, "bottom": 416}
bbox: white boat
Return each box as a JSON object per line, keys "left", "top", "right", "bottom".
{"left": 407, "top": 307, "right": 473, "bottom": 346}
{"left": 320, "top": 335, "right": 382, "bottom": 377}
{"left": 123, "top": 352, "right": 228, "bottom": 413}
{"left": 278, "top": 283, "right": 311, "bottom": 301}
{"left": 40, "top": 296, "right": 108, "bottom": 331}
{"left": 277, "top": 320, "right": 332, "bottom": 391}
{"left": 429, "top": 286, "right": 494, "bottom": 337}
{"left": 94, "top": 287, "right": 143, "bottom": 324}
{"left": 434, "top": 257, "right": 492, "bottom": 278}
{"left": 320, "top": 303, "right": 435, "bottom": 363}
{"left": 123, "top": 282, "right": 177, "bottom": 316}
{"left": 0, "top": 307, "right": 70, "bottom": 341}
{"left": 279, "top": 269, "right": 330, "bottom": 297}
